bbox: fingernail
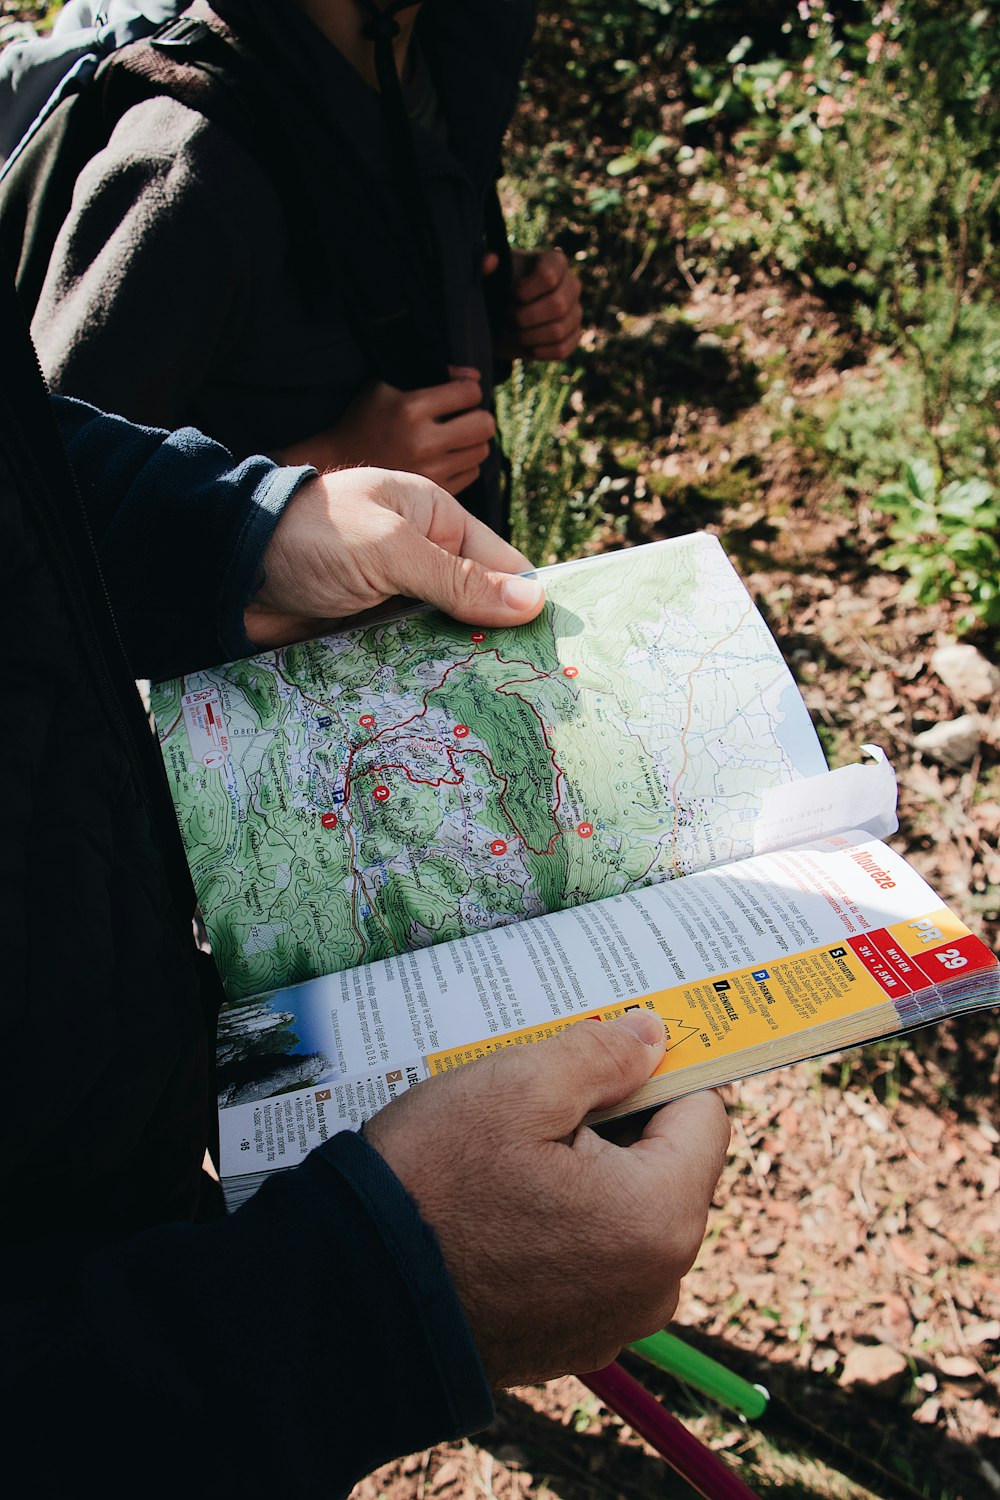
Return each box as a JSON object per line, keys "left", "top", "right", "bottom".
{"left": 501, "top": 575, "right": 544, "bottom": 612}
{"left": 610, "top": 1012, "right": 665, "bottom": 1046}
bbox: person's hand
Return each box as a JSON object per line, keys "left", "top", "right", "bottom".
{"left": 485, "top": 247, "right": 583, "bottom": 362}
{"left": 364, "top": 1012, "right": 730, "bottom": 1388}
{"left": 278, "top": 369, "right": 495, "bottom": 496}
{"left": 245, "top": 467, "right": 544, "bottom": 648}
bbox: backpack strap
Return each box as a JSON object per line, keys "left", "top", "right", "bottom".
{"left": 354, "top": 0, "right": 449, "bottom": 370}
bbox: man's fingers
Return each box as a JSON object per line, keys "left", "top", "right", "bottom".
{"left": 415, "top": 377, "right": 484, "bottom": 420}
{"left": 509, "top": 247, "right": 582, "bottom": 365}
{"left": 514, "top": 249, "right": 567, "bottom": 302}
{"left": 515, "top": 284, "right": 581, "bottom": 333}
{"left": 244, "top": 604, "right": 323, "bottom": 650}
{"left": 518, "top": 310, "right": 582, "bottom": 351}
{"left": 636, "top": 1091, "right": 731, "bottom": 1195}
{"left": 250, "top": 469, "right": 543, "bottom": 643}
{"left": 442, "top": 446, "right": 490, "bottom": 478}
{"left": 425, "top": 408, "right": 495, "bottom": 455}
{"left": 391, "top": 527, "right": 544, "bottom": 626}
{"left": 494, "top": 1014, "right": 668, "bottom": 1140}
{"left": 460, "top": 517, "right": 535, "bottom": 573}
{"left": 370, "top": 471, "right": 535, "bottom": 575}
{"left": 429, "top": 493, "right": 536, "bottom": 575}
{"left": 423, "top": 456, "right": 487, "bottom": 494}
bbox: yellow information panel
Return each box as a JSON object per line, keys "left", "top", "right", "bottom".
{"left": 426, "top": 907, "right": 981, "bottom": 1082}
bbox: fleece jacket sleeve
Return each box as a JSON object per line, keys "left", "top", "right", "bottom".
{"left": 30, "top": 95, "right": 256, "bottom": 433}
{"left": 52, "top": 393, "right": 313, "bottom": 678}
{"left": 3, "top": 1132, "right": 494, "bottom": 1498}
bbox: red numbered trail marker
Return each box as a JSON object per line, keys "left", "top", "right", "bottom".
{"left": 490, "top": 839, "right": 508, "bottom": 856}
{"left": 320, "top": 812, "right": 339, "bottom": 830}
{"left": 454, "top": 724, "right": 470, "bottom": 739}
{"left": 470, "top": 631, "right": 486, "bottom": 644}
{"left": 563, "top": 666, "right": 579, "bottom": 679}
{"left": 373, "top": 786, "right": 390, "bottom": 803}
{"left": 577, "top": 822, "right": 594, "bottom": 838}
{"left": 359, "top": 714, "right": 375, "bottom": 728}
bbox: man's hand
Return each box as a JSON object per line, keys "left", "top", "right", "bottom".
{"left": 486, "top": 247, "right": 583, "bottom": 362}
{"left": 365, "top": 1012, "right": 729, "bottom": 1388}
{"left": 278, "top": 370, "right": 495, "bottom": 496}
{"left": 246, "top": 467, "right": 543, "bottom": 648}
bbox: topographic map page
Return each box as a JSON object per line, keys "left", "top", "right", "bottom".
{"left": 152, "top": 533, "right": 827, "bottom": 999}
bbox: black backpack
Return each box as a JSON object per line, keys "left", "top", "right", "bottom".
{"left": 0, "top": 11, "right": 457, "bottom": 391}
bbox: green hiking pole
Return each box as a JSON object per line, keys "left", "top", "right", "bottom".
{"left": 629, "top": 1331, "right": 769, "bottom": 1421}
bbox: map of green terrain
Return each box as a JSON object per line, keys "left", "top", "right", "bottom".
{"left": 152, "top": 535, "right": 827, "bottom": 999}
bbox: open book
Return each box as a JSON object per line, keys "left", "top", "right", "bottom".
{"left": 151, "top": 535, "right": 998, "bottom": 1208}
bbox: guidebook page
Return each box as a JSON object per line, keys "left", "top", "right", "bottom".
{"left": 217, "top": 833, "right": 996, "bottom": 1201}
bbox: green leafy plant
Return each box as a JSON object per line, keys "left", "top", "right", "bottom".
{"left": 606, "top": 127, "right": 671, "bottom": 177}
{"left": 874, "top": 459, "right": 1000, "bottom": 629}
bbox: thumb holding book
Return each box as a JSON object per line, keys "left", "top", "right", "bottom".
{"left": 245, "top": 466, "right": 544, "bottom": 649}
{"left": 364, "top": 1013, "right": 730, "bottom": 1391}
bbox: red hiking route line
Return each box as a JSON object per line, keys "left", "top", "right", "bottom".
{"left": 305, "top": 645, "right": 592, "bottom": 944}
{"left": 166, "top": 640, "right": 615, "bottom": 965}
{"left": 332, "top": 649, "right": 579, "bottom": 857}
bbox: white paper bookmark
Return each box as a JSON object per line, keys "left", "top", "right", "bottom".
{"left": 753, "top": 744, "right": 899, "bottom": 855}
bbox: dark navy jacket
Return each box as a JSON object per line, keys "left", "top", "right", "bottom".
{"left": 0, "top": 268, "right": 492, "bottom": 1495}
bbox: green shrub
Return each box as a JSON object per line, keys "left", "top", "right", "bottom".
{"left": 874, "top": 459, "right": 1000, "bottom": 630}
{"left": 496, "top": 359, "right": 607, "bottom": 567}
{"left": 676, "top": 1, "right": 999, "bottom": 616}
{"left": 493, "top": 187, "right": 608, "bottom": 567}
{"left": 822, "top": 358, "right": 934, "bottom": 496}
